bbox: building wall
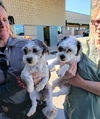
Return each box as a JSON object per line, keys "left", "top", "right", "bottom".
{"left": 3, "top": 0, "right": 65, "bottom": 26}
{"left": 63, "top": 11, "right": 90, "bottom": 36}
{"left": 65, "top": 11, "right": 90, "bottom": 24}
{"left": 24, "top": 25, "right": 37, "bottom": 38}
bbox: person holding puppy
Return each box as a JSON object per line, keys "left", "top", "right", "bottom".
{"left": 64, "top": 7, "right": 100, "bottom": 119}
{"left": 0, "top": 1, "right": 48, "bottom": 119}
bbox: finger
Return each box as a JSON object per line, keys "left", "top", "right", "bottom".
{"left": 67, "top": 79, "right": 74, "bottom": 85}
{"left": 69, "top": 63, "right": 77, "bottom": 75}
{"left": 60, "top": 62, "right": 71, "bottom": 67}
{"left": 70, "top": 62, "right": 77, "bottom": 71}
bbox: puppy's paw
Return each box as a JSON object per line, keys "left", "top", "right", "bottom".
{"left": 52, "top": 92, "right": 60, "bottom": 97}
{"left": 52, "top": 80, "right": 58, "bottom": 90}
{"left": 36, "top": 84, "right": 45, "bottom": 92}
{"left": 27, "top": 86, "right": 34, "bottom": 93}
{"left": 42, "top": 106, "right": 57, "bottom": 119}
{"left": 58, "top": 70, "right": 65, "bottom": 77}
{"left": 27, "top": 107, "right": 36, "bottom": 117}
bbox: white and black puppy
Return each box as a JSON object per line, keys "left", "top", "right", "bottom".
{"left": 21, "top": 39, "right": 57, "bottom": 119}
{"left": 49, "top": 36, "right": 82, "bottom": 97}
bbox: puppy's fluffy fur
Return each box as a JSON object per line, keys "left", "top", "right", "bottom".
{"left": 21, "top": 39, "right": 57, "bottom": 119}
{"left": 49, "top": 37, "right": 82, "bottom": 97}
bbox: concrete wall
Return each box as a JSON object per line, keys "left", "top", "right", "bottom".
{"left": 3, "top": 0, "right": 65, "bottom": 26}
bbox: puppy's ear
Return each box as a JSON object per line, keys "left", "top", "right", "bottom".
{"left": 57, "top": 36, "right": 69, "bottom": 46}
{"left": 76, "top": 41, "right": 82, "bottom": 56}
{"left": 33, "top": 39, "right": 49, "bottom": 55}
{"left": 57, "top": 41, "right": 61, "bottom": 46}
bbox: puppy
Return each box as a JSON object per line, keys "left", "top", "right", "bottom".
{"left": 49, "top": 36, "right": 82, "bottom": 97}
{"left": 21, "top": 39, "right": 57, "bottom": 119}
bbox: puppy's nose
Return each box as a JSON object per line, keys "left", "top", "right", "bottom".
{"left": 60, "top": 54, "right": 65, "bottom": 60}
{"left": 26, "top": 57, "right": 32, "bottom": 63}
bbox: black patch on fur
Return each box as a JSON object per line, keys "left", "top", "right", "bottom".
{"left": 57, "top": 36, "right": 69, "bottom": 46}
{"left": 76, "top": 41, "right": 81, "bottom": 56}
{"left": 32, "top": 39, "right": 49, "bottom": 54}
{"left": 23, "top": 47, "right": 28, "bottom": 55}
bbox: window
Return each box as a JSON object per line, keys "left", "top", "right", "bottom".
{"left": 14, "top": 24, "right": 24, "bottom": 36}
{"left": 58, "top": 26, "right": 62, "bottom": 34}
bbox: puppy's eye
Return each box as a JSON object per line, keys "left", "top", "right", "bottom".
{"left": 33, "top": 48, "right": 38, "bottom": 53}
{"left": 58, "top": 47, "right": 63, "bottom": 52}
{"left": 66, "top": 49, "right": 72, "bottom": 52}
{"left": 23, "top": 48, "right": 28, "bottom": 55}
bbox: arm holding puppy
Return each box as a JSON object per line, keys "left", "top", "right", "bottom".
{"left": 63, "top": 62, "right": 100, "bottom": 96}
{"left": 68, "top": 73, "right": 100, "bottom": 96}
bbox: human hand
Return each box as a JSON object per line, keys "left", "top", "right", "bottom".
{"left": 32, "top": 72, "right": 42, "bottom": 85}
{"left": 16, "top": 76, "right": 26, "bottom": 88}
{"left": 67, "top": 73, "right": 84, "bottom": 87}
{"left": 17, "top": 72, "right": 43, "bottom": 88}
{"left": 63, "top": 62, "right": 77, "bottom": 79}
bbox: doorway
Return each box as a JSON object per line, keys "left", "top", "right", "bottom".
{"left": 43, "top": 26, "right": 50, "bottom": 46}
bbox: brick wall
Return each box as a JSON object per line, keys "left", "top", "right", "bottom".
{"left": 3, "top": 0, "right": 65, "bottom": 26}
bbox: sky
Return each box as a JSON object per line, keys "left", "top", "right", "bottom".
{"left": 65, "top": 0, "right": 91, "bottom": 15}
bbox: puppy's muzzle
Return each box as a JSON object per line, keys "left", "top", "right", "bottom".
{"left": 59, "top": 54, "right": 65, "bottom": 61}
{"left": 26, "top": 57, "right": 32, "bottom": 64}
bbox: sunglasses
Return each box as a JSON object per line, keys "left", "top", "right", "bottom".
{"left": 91, "top": 20, "right": 100, "bottom": 26}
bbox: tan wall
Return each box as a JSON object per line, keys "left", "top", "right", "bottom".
{"left": 3, "top": 0, "right": 65, "bottom": 26}
{"left": 24, "top": 25, "right": 37, "bottom": 36}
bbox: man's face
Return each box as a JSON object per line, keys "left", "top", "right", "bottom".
{"left": 0, "top": 6, "right": 10, "bottom": 47}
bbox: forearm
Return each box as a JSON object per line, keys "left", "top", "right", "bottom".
{"left": 68, "top": 72, "right": 100, "bottom": 96}
{"left": 78, "top": 78, "right": 100, "bottom": 96}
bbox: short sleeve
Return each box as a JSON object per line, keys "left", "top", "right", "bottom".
{"left": 77, "top": 37, "right": 90, "bottom": 56}
{"left": 78, "top": 54, "right": 100, "bottom": 82}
